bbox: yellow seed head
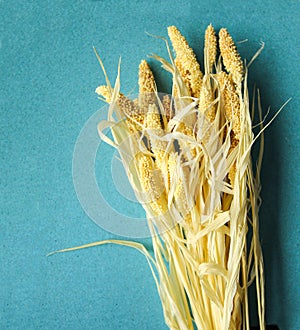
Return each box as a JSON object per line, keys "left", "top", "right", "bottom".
{"left": 139, "top": 154, "right": 153, "bottom": 192}
{"left": 219, "top": 28, "right": 244, "bottom": 85}
{"left": 177, "top": 122, "right": 194, "bottom": 137}
{"left": 167, "top": 151, "right": 178, "bottom": 192}
{"left": 168, "top": 152, "right": 191, "bottom": 218}
{"left": 217, "top": 72, "right": 241, "bottom": 136}
{"left": 228, "top": 134, "right": 239, "bottom": 185}
{"left": 146, "top": 104, "right": 162, "bottom": 130}
{"left": 138, "top": 60, "right": 156, "bottom": 94}
{"left": 117, "top": 94, "right": 144, "bottom": 132}
{"left": 138, "top": 60, "right": 157, "bottom": 115}
{"left": 217, "top": 72, "right": 241, "bottom": 185}
{"left": 204, "top": 24, "right": 217, "bottom": 73}
{"left": 167, "top": 151, "right": 177, "bottom": 179}
{"left": 138, "top": 154, "right": 168, "bottom": 216}
{"left": 228, "top": 163, "right": 237, "bottom": 186}
{"left": 146, "top": 104, "right": 169, "bottom": 170}
{"left": 199, "top": 82, "right": 216, "bottom": 123}
{"left": 168, "top": 26, "right": 203, "bottom": 98}
{"left": 162, "top": 94, "right": 173, "bottom": 122}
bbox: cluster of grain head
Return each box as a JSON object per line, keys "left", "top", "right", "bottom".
{"left": 96, "top": 24, "right": 264, "bottom": 329}
{"left": 95, "top": 24, "right": 246, "bottom": 222}
{"left": 167, "top": 24, "right": 244, "bottom": 185}
{"left": 95, "top": 24, "right": 246, "bottom": 219}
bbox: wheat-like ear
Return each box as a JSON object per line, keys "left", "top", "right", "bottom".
{"left": 138, "top": 59, "right": 157, "bottom": 118}
{"left": 137, "top": 154, "right": 168, "bottom": 218}
{"left": 216, "top": 71, "right": 241, "bottom": 184}
{"left": 117, "top": 93, "right": 145, "bottom": 132}
{"left": 219, "top": 28, "right": 244, "bottom": 85}
{"left": 145, "top": 103, "right": 170, "bottom": 172}
{"left": 199, "top": 81, "right": 216, "bottom": 124}
{"left": 162, "top": 94, "right": 174, "bottom": 122}
{"left": 204, "top": 24, "right": 217, "bottom": 74}
{"left": 138, "top": 59, "right": 156, "bottom": 94}
{"left": 167, "top": 25, "right": 203, "bottom": 98}
{"left": 217, "top": 71, "right": 241, "bottom": 137}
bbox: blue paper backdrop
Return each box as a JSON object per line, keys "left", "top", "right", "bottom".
{"left": 1, "top": 0, "right": 299, "bottom": 329}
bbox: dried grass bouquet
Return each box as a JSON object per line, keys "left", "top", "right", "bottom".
{"left": 56, "top": 25, "right": 270, "bottom": 329}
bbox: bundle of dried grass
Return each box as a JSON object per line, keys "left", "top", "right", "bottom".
{"left": 55, "top": 25, "right": 267, "bottom": 329}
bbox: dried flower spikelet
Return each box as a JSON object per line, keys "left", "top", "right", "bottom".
{"left": 139, "top": 60, "right": 156, "bottom": 94}
{"left": 204, "top": 24, "right": 217, "bottom": 73}
{"left": 217, "top": 72, "right": 241, "bottom": 137}
{"left": 227, "top": 132, "right": 239, "bottom": 185}
{"left": 167, "top": 151, "right": 177, "bottom": 188}
{"left": 168, "top": 26, "right": 203, "bottom": 98}
{"left": 217, "top": 71, "right": 241, "bottom": 185}
{"left": 133, "top": 98, "right": 139, "bottom": 107}
{"left": 198, "top": 82, "right": 216, "bottom": 123}
{"left": 95, "top": 85, "right": 112, "bottom": 103}
{"left": 177, "top": 122, "right": 194, "bottom": 137}
{"left": 168, "top": 152, "right": 191, "bottom": 220}
{"left": 162, "top": 94, "right": 173, "bottom": 122}
{"left": 146, "top": 104, "right": 168, "bottom": 170}
{"left": 174, "top": 180, "right": 191, "bottom": 219}
{"left": 117, "top": 94, "right": 144, "bottom": 132}
{"left": 138, "top": 154, "right": 154, "bottom": 192}
{"left": 138, "top": 154, "right": 168, "bottom": 216}
{"left": 197, "top": 82, "right": 216, "bottom": 147}
{"left": 138, "top": 60, "right": 157, "bottom": 112}
{"left": 228, "top": 159, "right": 237, "bottom": 186}
{"left": 146, "top": 103, "right": 162, "bottom": 130}
{"left": 219, "top": 28, "right": 244, "bottom": 85}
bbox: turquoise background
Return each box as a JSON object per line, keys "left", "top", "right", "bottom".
{"left": 1, "top": 0, "right": 299, "bottom": 329}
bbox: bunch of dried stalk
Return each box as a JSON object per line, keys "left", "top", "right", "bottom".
{"left": 56, "top": 25, "right": 267, "bottom": 329}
